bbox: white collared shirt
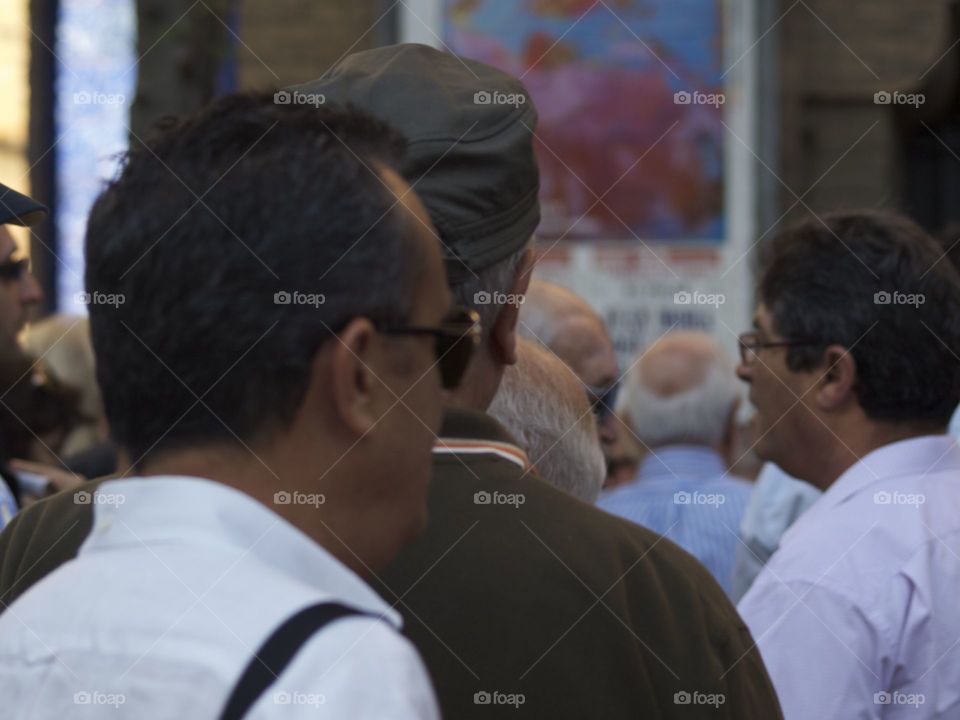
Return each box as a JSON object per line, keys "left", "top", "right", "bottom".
{"left": 738, "top": 435, "right": 960, "bottom": 719}
{"left": 0, "top": 476, "right": 439, "bottom": 719}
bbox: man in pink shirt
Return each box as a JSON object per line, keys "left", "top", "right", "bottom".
{"left": 737, "top": 211, "right": 960, "bottom": 718}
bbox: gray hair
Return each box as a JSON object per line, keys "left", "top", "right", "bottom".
{"left": 489, "top": 340, "right": 606, "bottom": 503}
{"left": 451, "top": 242, "right": 530, "bottom": 335}
{"left": 619, "top": 342, "right": 740, "bottom": 448}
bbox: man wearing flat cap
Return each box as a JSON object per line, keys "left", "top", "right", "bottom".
{"left": 0, "top": 46, "right": 781, "bottom": 718}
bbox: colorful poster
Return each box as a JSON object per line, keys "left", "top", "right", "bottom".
{"left": 442, "top": 0, "right": 725, "bottom": 243}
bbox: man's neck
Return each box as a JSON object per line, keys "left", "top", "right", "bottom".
{"left": 807, "top": 422, "right": 946, "bottom": 491}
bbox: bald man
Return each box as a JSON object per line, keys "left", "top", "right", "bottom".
{"left": 489, "top": 339, "right": 606, "bottom": 503}
{"left": 519, "top": 280, "right": 620, "bottom": 446}
{"left": 598, "top": 331, "right": 752, "bottom": 596}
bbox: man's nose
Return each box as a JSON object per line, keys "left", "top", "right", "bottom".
{"left": 735, "top": 360, "right": 752, "bottom": 383}
{"left": 20, "top": 270, "right": 43, "bottom": 307}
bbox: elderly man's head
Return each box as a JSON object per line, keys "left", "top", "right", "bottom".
{"left": 620, "top": 332, "right": 740, "bottom": 454}
{"left": 489, "top": 340, "right": 606, "bottom": 503}
{"left": 520, "top": 280, "right": 619, "bottom": 443}
{"left": 295, "top": 44, "right": 540, "bottom": 412}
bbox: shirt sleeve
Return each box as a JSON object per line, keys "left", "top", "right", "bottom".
{"left": 253, "top": 617, "right": 440, "bottom": 719}
{"left": 738, "top": 576, "right": 885, "bottom": 720}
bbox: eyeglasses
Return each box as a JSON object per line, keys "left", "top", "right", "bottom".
{"left": 378, "top": 306, "right": 481, "bottom": 389}
{"left": 738, "top": 331, "right": 822, "bottom": 366}
{"left": 0, "top": 257, "right": 30, "bottom": 282}
{"left": 587, "top": 382, "right": 620, "bottom": 421}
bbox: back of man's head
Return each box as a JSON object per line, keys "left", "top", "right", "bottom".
{"left": 620, "top": 331, "right": 740, "bottom": 449}
{"left": 86, "top": 93, "right": 417, "bottom": 462}
{"left": 519, "top": 279, "right": 618, "bottom": 390}
{"left": 489, "top": 339, "right": 605, "bottom": 503}
{"left": 760, "top": 210, "right": 960, "bottom": 428}
{"left": 294, "top": 44, "right": 541, "bottom": 410}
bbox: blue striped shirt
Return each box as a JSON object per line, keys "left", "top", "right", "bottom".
{"left": 598, "top": 445, "right": 752, "bottom": 596}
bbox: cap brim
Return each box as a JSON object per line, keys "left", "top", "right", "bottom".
{"left": 0, "top": 184, "right": 47, "bottom": 227}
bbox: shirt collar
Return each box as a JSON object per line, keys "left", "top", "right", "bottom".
{"left": 86, "top": 475, "right": 401, "bottom": 628}
{"left": 783, "top": 434, "right": 960, "bottom": 543}
{"left": 434, "top": 407, "right": 531, "bottom": 470}
{"left": 636, "top": 445, "right": 727, "bottom": 483}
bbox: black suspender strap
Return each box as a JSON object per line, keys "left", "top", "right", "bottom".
{"left": 219, "top": 601, "right": 368, "bottom": 720}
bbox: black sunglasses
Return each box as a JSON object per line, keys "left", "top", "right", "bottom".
{"left": 738, "top": 331, "right": 822, "bottom": 366}
{"left": 0, "top": 257, "right": 30, "bottom": 282}
{"left": 378, "top": 306, "right": 481, "bottom": 389}
{"left": 587, "top": 382, "right": 620, "bottom": 421}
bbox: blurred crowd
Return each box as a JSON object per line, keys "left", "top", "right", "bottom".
{"left": 0, "top": 42, "right": 959, "bottom": 720}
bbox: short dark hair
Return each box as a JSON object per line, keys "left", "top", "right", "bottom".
{"left": 86, "top": 92, "right": 417, "bottom": 465}
{"left": 760, "top": 210, "right": 960, "bottom": 427}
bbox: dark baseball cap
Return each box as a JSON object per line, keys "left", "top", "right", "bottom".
{"left": 290, "top": 43, "right": 540, "bottom": 283}
{"left": 0, "top": 183, "right": 47, "bottom": 227}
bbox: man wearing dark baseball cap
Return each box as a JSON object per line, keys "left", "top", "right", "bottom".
{"left": 0, "top": 46, "right": 781, "bottom": 719}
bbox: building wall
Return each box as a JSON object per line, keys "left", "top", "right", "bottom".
{"left": 236, "top": 0, "right": 395, "bottom": 89}
{"left": 776, "top": 0, "right": 949, "bottom": 224}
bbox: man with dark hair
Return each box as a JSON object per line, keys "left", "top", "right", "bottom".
{"left": 0, "top": 45, "right": 781, "bottom": 719}
{"left": 737, "top": 210, "right": 960, "bottom": 718}
{"left": 0, "top": 93, "right": 469, "bottom": 718}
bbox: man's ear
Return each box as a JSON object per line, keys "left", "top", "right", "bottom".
{"left": 328, "top": 317, "right": 381, "bottom": 436}
{"left": 815, "top": 345, "right": 857, "bottom": 411}
{"left": 490, "top": 247, "right": 534, "bottom": 367}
